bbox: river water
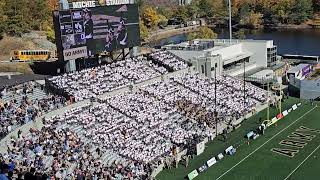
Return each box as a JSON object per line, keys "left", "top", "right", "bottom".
{"left": 155, "top": 28, "right": 320, "bottom": 56}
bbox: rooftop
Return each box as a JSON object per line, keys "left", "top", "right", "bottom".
{"left": 287, "top": 64, "right": 310, "bottom": 74}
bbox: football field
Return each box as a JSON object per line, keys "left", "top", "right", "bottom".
{"left": 157, "top": 98, "right": 320, "bottom": 180}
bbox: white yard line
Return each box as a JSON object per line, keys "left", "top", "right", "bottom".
{"left": 284, "top": 143, "right": 320, "bottom": 180}
{"left": 216, "top": 106, "right": 317, "bottom": 180}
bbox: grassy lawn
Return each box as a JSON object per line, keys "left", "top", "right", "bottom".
{"left": 157, "top": 97, "right": 319, "bottom": 180}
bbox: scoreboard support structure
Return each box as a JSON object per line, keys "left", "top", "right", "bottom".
{"left": 59, "top": 0, "right": 76, "bottom": 73}
{"left": 113, "top": 46, "right": 138, "bottom": 61}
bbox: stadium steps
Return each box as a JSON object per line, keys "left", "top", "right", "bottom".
{"left": 101, "top": 153, "right": 113, "bottom": 165}
{"left": 74, "top": 127, "right": 83, "bottom": 134}
{"left": 69, "top": 125, "right": 82, "bottom": 133}
{"left": 108, "top": 155, "right": 118, "bottom": 166}
{"left": 2, "top": 88, "right": 47, "bottom": 103}
{"left": 58, "top": 123, "right": 69, "bottom": 130}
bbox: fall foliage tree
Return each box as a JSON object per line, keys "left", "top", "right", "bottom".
{"left": 187, "top": 27, "right": 217, "bottom": 40}
{"left": 142, "top": 7, "right": 160, "bottom": 28}
{"left": 0, "top": 0, "right": 52, "bottom": 36}
{"left": 140, "top": 21, "right": 149, "bottom": 41}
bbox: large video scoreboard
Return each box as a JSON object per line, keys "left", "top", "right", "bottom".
{"left": 53, "top": 4, "right": 140, "bottom": 61}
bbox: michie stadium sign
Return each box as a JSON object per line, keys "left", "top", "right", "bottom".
{"left": 106, "top": 0, "right": 132, "bottom": 6}
{"left": 68, "top": 0, "right": 134, "bottom": 9}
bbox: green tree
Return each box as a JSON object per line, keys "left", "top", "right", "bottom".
{"left": 198, "top": 0, "right": 214, "bottom": 17}
{"left": 158, "top": 15, "right": 168, "bottom": 27}
{"left": 157, "top": 6, "right": 175, "bottom": 19}
{"left": 233, "top": 29, "right": 246, "bottom": 39}
{"left": 46, "top": 25, "right": 55, "bottom": 43}
{"left": 187, "top": 26, "right": 217, "bottom": 40}
{"left": 186, "top": 0, "right": 200, "bottom": 19}
{"left": 176, "top": 6, "right": 189, "bottom": 23}
{"left": 0, "top": 1, "right": 5, "bottom": 38}
{"left": 314, "top": 0, "right": 320, "bottom": 12}
{"left": 136, "top": 0, "right": 145, "bottom": 15}
{"left": 242, "top": 11, "right": 263, "bottom": 28}
{"left": 238, "top": 2, "right": 251, "bottom": 24}
{"left": 273, "top": 0, "right": 295, "bottom": 24}
{"left": 210, "top": 0, "right": 228, "bottom": 18}
{"left": 29, "top": 0, "right": 51, "bottom": 31}
{"left": 290, "top": 0, "right": 313, "bottom": 24}
{"left": 140, "top": 21, "right": 149, "bottom": 41}
{"left": 2, "top": 0, "right": 30, "bottom": 36}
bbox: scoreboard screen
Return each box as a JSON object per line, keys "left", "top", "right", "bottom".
{"left": 53, "top": 4, "right": 140, "bottom": 61}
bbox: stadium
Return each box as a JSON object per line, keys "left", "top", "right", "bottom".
{"left": 1, "top": 50, "right": 320, "bottom": 179}
{"left": 1, "top": 0, "right": 320, "bottom": 180}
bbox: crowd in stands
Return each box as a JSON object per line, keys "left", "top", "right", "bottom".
{"left": 0, "top": 82, "right": 66, "bottom": 139}
{"left": 1, "top": 124, "right": 149, "bottom": 179}
{"left": 149, "top": 51, "right": 189, "bottom": 71}
{"left": 48, "top": 56, "right": 168, "bottom": 101}
{"left": 0, "top": 52, "right": 269, "bottom": 179}
{"left": 173, "top": 73, "right": 267, "bottom": 120}
{"left": 1, "top": 79, "right": 219, "bottom": 179}
{"left": 141, "top": 73, "right": 267, "bottom": 125}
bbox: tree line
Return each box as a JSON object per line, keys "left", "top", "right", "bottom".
{"left": 0, "top": 0, "right": 58, "bottom": 38}
{"left": 139, "top": 0, "right": 320, "bottom": 40}
{"left": 0, "top": 0, "right": 319, "bottom": 40}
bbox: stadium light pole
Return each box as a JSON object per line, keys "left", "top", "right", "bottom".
{"left": 228, "top": 0, "right": 232, "bottom": 43}
{"left": 267, "top": 82, "right": 270, "bottom": 121}
{"left": 214, "top": 63, "right": 218, "bottom": 137}
{"left": 243, "top": 58, "right": 246, "bottom": 120}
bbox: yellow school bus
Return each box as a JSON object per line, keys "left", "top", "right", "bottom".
{"left": 11, "top": 50, "right": 52, "bottom": 61}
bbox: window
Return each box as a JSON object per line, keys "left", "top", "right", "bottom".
{"left": 201, "top": 65, "right": 205, "bottom": 74}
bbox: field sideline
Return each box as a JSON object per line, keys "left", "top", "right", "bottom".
{"left": 157, "top": 98, "right": 320, "bottom": 180}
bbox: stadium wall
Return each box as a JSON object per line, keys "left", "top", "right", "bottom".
{"left": 300, "top": 79, "right": 320, "bottom": 99}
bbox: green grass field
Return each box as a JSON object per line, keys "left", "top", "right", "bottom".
{"left": 157, "top": 98, "right": 320, "bottom": 180}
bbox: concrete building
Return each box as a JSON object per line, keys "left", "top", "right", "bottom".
{"left": 287, "top": 64, "right": 320, "bottom": 100}
{"left": 164, "top": 39, "right": 278, "bottom": 78}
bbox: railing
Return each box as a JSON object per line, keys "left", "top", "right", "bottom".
{"left": 164, "top": 41, "right": 215, "bottom": 51}
{"left": 243, "top": 76, "right": 277, "bottom": 84}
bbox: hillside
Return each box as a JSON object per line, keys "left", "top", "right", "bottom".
{"left": 0, "top": 32, "right": 56, "bottom": 74}
{"left": 0, "top": 32, "right": 56, "bottom": 61}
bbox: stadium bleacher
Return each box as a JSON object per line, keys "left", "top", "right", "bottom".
{"left": 0, "top": 51, "right": 269, "bottom": 179}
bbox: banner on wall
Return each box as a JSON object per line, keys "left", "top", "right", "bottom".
{"left": 188, "top": 170, "right": 199, "bottom": 180}
{"left": 196, "top": 141, "right": 205, "bottom": 156}
{"left": 282, "top": 110, "right": 288, "bottom": 116}
{"left": 292, "top": 104, "right": 298, "bottom": 110}
{"left": 207, "top": 157, "right": 217, "bottom": 167}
